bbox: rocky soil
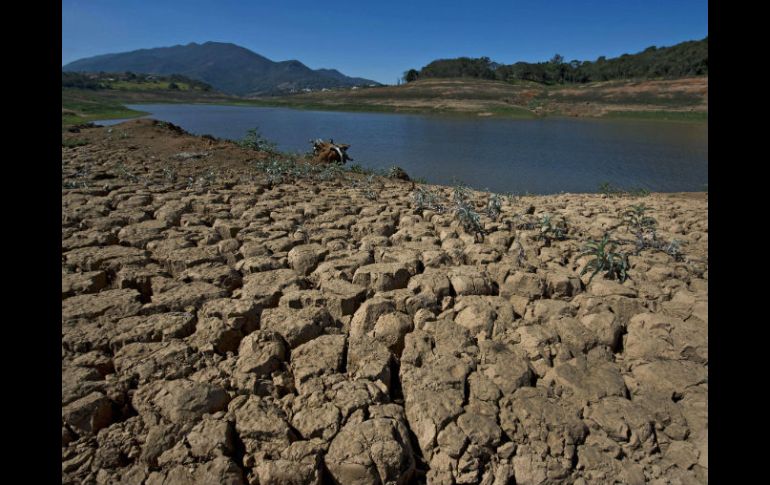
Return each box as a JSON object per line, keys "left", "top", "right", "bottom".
{"left": 62, "top": 119, "right": 708, "bottom": 484}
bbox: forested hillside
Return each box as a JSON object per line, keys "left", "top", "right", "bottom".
{"left": 405, "top": 37, "right": 707, "bottom": 85}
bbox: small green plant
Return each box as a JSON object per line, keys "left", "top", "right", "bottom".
{"left": 454, "top": 204, "right": 484, "bottom": 239}
{"left": 628, "top": 187, "right": 651, "bottom": 197}
{"left": 348, "top": 163, "right": 367, "bottom": 174}
{"left": 239, "top": 128, "right": 278, "bottom": 153}
{"left": 255, "top": 158, "right": 292, "bottom": 184}
{"left": 452, "top": 183, "right": 472, "bottom": 205}
{"left": 451, "top": 182, "right": 484, "bottom": 239}
{"left": 412, "top": 186, "right": 447, "bottom": 214}
{"left": 115, "top": 162, "right": 139, "bottom": 183}
{"left": 663, "top": 239, "right": 684, "bottom": 262}
{"left": 485, "top": 193, "right": 503, "bottom": 221}
{"left": 318, "top": 163, "right": 345, "bottom": 181}
{"left": 187, "top": 168, "right": 218, "bottom": 188}
{"left": 580, "top": 233, "right": 630, "bottom": 283}
{"left": 413, "top": 177, "right": 428, "bottom": 184}
{"left": 537, "top": 213, "right": 568, "bottom": 243}
{"left": 623, "top": 204, "right": 658, "bottom": 252}
{"left": 503, "top": 191, "right": 520, "bottom": 204}
{"left": 598, "top": 181, "right": 623, "bottom": 197}
{"left": 62, "top": 164, "right": 90, "bottom": 189}
{"left": 386, "top": 166, "right": 410, "bottom": 180}
{"left": 163, "top": 167, "right": 178, "bottom": 182}
{"left": 201, "top": 168, "right": 218, "bottom": 186}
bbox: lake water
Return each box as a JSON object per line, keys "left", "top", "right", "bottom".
{"left": 96, "top": 104, "right": 708, "bottom": 194}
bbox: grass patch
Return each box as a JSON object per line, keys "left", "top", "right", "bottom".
{"left": 62, "top": 89, "right": 148, "bottom": 127}
{"left": 602, "top": 110, "right": 707, "bottom": 122}
{"left": 62, "top": 138, "right": 89, "bottom": 148}
{"left": 483, "top": 105, "right": 537, "bottom": 119}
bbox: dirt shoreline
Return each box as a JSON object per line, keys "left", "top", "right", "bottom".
{"left": 64, "top": 76, "right": 708, "bottom": 126}
{"left": 62, "top": 119, "right": 708, "bottom": 484}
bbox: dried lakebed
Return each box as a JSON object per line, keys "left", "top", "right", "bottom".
{"left": 62, "top": 120, "right": 708, "bottom": 484}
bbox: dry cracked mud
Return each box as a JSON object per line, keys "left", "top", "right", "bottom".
{"left": 62, "top": 119, "right": 708, "bottom": 484}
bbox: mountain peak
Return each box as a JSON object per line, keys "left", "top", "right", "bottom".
{"left": 62, "top": 42, "right": 380, "bottom": 96}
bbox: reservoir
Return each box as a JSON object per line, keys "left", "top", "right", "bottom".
{"left": 96, "top": 104, "right": 707, "bottom": 194}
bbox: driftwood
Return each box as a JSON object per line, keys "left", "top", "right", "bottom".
{"left": 310, "top": 139, "right": 353, "bottom": 165}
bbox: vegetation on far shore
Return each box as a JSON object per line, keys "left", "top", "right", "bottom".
{"left": 403, "top": 37, "right": 707, "bottom": 86}
{"left": 601, "top": 110, "right": 707, "bottom": 122}
{"left": 62, "top": 89, "right": 148, "bottom": 127}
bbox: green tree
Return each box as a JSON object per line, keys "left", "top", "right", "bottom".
{"left": 404, "top": 69, "right": 419, "bottom": 82}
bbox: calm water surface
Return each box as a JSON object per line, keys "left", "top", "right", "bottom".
{"left": 97, "top": 104, "right": 707, "bottom": 194}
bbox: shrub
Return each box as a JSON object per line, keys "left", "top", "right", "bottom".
{"left": 239, "top": 128, "right": 278, "bottom": 153}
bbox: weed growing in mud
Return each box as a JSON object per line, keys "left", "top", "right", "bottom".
{"left": 628, "top": 187, "right": 651, "bottom": 197}
{"left": 254, "top": 158, "right": 293, "bottom": 184}
{"left": 411, "top": 186, "right": 447, "bottom": 214}
{"left": 347, "top": 163, "right": 375, "bottom": 175}
{"left": 163, "top": 167, "right": 178, "bottom": 183}
{"left": 239, "top": 127, "right": 278, "bottom": 154}
{"left": 386, "top": 166, "right": 410, "bottom": 181}
{"left": 252, "top": 157, "right": 356, "bottom": 186}
{"left": 62, "top": 164, "right": 91, "bottom": 189}
{"left": 503, "top": 191, "right": 521, "bottom": 205}
{"left": 455, "top": 204, "right": 484, "bottom": 238}
{"left": 599, "top": 182, "right": 651, "bottom": 198}
{"left": 623, "top": 204, "right": 658, "bottom": 252}
{"left": 580, "top": 233, "right": 630, "bottom": 283}
{"left": 318, "top": 163, "right": 345, "bottom": 181}
{"left": 451, "top": 182, "right": 485, "bottom": 239}
{"left": 115, "top": 162, "right": 139, "bottom": 183}
{"left": 199, "top": 168, "right": 218, "bottom": 187}
{"left": 485, "top": 193, "right": 503, "bottom": 221}
{"left": 598, "top": 181, "right": 623, "bottom": 197}
{"left": 663, "top": 239, "right": 685, "bottom": 262}
{"left": 452, "top": 183, "right": 472, "bottom": 205}
{"left": 187, "top": 168, "right": 219, "bottom": 189}
{"left": 538, "top": 213, "right": 568, "bottom": 243}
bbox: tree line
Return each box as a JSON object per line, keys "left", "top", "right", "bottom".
{"left": 403, "top": 37, "right": 707, "bottom": 85}
{"left": 62, "top": 71, "right": 214, "bottom": 91}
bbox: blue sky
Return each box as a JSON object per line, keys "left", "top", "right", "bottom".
{"left": 62, "top": 0, "right": 708, "bottom": 85}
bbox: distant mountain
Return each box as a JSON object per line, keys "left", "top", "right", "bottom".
{"left": 62, "top": 42, "right": 380, "bottom": 96}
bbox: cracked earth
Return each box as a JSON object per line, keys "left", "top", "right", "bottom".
{"left": 62, "top": 119, "right": 707, "bottom": 484}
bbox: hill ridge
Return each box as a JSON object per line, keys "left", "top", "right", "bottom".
{"left": 63, "top": 42, "right": 380, "bottom": 96}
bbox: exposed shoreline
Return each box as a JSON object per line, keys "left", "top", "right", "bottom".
{"left": 63, "top": 76, "right": 708, "bottom": 128}
{"left": 61, "top": 120, "right": 708, "bottom": 484}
